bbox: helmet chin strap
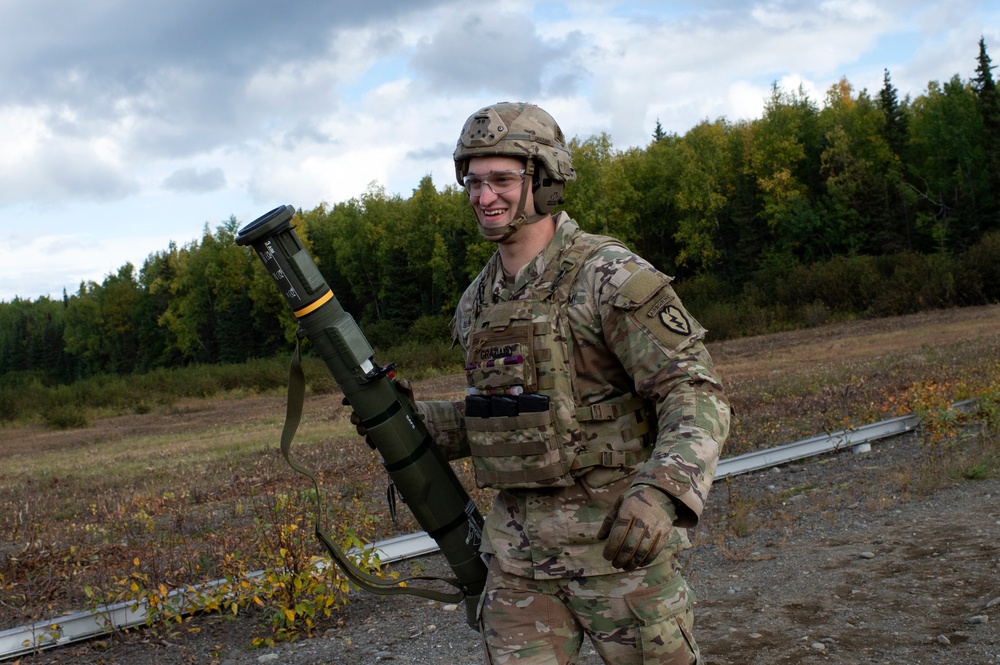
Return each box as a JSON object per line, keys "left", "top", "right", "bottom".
{"left": 478, "top": 158, "right": 547, "bottom": 243}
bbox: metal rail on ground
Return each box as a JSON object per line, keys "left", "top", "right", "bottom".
{"left": 0, "top": 400, "right": 975, "bottom": 661}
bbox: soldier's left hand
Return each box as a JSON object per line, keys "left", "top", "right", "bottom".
{"left": 342, "top": 378, "right": 416, "bottom": 450}
{"left": 597, "top": 485, "right": 677, "bottom": 571}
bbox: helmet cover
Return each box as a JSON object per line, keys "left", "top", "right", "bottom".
{"left": 454, "top": 102, "right": 575, "bottom": 214}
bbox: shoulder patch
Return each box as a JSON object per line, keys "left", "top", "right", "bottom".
{"left": 658, "top": 304, "right": 692, "bottom": 335}
{"left": 612, "top": 266, "right": 672, "bottom": 309}
{"left": 610, "top": 272, "right": 705, "bottom": 353}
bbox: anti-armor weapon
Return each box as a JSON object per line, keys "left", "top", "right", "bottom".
{"left": 236, "top": 204, "right": 487, "bottom": 628}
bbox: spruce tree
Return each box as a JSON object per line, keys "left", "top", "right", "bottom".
{"left": 878, "top": 69, "right": 908, "bottom": 159}
{"left": 652, "top": 119, "right": 667, "bottom": 143}
{"left": 972, "top": 37, "right": 1000, "bottom": 229}
{"left": 876, "top": 68, "right": 914, "bottom": 250}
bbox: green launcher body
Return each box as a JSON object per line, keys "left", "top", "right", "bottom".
{"left": 236, "top": 205, "right": 486, "bottom": 627}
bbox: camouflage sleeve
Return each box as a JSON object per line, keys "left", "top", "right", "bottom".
{"left": 410, "top": 277, "right": 480, "bottom": 462}
{"left": 415, "top": 400, "right": 470, "bottom": 461}
{"left": 593, "top": 251, "right": 731, "bottom": 528}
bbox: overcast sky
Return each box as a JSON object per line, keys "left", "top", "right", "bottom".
{"left": 1, "top": 0, "right": 997, "bottom": 302}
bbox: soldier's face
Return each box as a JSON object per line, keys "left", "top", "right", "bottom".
{"left": 467, "top": 156, "right": 533, "bottom": 238}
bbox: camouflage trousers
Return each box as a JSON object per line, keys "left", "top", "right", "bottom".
{"left": 478, "top": 556, "right": 699, "bottom": 664}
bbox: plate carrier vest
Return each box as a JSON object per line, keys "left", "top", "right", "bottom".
{"left": 463, "top": 229, "right": 656, "bottom": 490}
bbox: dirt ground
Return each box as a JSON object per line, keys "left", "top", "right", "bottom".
{"left": 9, "top": 305, "right": 1000, "bottom": 664}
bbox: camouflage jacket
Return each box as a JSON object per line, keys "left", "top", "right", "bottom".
{"left": 418, "top": 212, "right": 730, "bottom": 579}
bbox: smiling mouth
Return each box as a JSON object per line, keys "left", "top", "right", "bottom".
{"left": 481, "top": 208, "right": 507, "bottom": 221}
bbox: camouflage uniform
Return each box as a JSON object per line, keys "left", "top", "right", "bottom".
{"left": 418, "top": 212, "right": 730, "bottom": 664}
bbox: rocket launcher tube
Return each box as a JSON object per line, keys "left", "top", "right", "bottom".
{"left": 237, "top": 205, "right": 487, "bottom": 628}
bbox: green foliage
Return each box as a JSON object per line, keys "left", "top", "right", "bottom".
{"left": 2, "top": 38, "right": 999, "bottom": 381}
{"left": 879, "top": 69, "right": 910, "bottom": 160}
{"left": 957, "top": 231, "right": 1000, "bottom": 303}
{"left": 673, "top": 120, "right": 734, "bottom": 270}
{"left": 565, "top": 133, "right": 641, "bottom": 245}
{"left": 869, "top": 252, "right": 957, "bottom": 316}
{"left": 748, "top": 82, "right": 823, "bottom": 259}
{"left": 408, "top": 315, "right": 453, "bottom": 343}
{"left": 380, "top": 339, "right": 465, "bottom": 380}
{"left": 42, "top": 403, "right": 91, "bottom": 429}
{"left": 818, "top": 79, "right": 905, "bottom": 256}
{"left": 79, "top": 486, "right": 391, "bottom": 648}
{"left": 962, "top": 462, "right": 991, "bottom": 480}
{"left": 0, "top": 359, "right": 293, "bottom": 425}
{"left": 0, "top": 337, "right": 465, "bottom": 424}
{"left": 908, "top": 75, "right": 991, "bottom": 250}
{"left": 0, "top": 374, "right": 49, "bottom": 423}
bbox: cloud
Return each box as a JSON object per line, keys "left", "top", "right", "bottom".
{"left": 0, "top": 0, "right": 449, "bottom": 169}
{"left": 1, "top": 0, "right": 996, "bottom": 302}
{"left": 408, "top": 10, "right": 587, "bottom": 98}
{"left": 538, "top": 0, "right": 908, "bottom": 146}
{"left": 0, "top": 1, "right": 447, "bottom": 101}
{"left": 162, "top": 167, "right": 226, "bottom": 193}
{"left": 2, "top": 229, "right": 177, "bottom": 301}
{"left": 0, "top": 107, "right": 138, "bottom": 206}
{"left": 279, "top": 120, "right": 337, "bottom": 151}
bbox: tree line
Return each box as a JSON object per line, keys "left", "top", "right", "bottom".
{"left": 3, "top": 39, "right": 1000, "bottom": 387}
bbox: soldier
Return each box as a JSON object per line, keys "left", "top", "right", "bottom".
{"left": 361, "top": 102, "right": 730, "bottom": 664}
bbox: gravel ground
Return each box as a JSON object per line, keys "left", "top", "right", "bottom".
{"left": 21, "top": 431, "right": 999, "bottom": 665}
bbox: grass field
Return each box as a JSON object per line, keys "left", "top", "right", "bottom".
{"left": 2, "top": 304, "right": 998, "bottom": 647}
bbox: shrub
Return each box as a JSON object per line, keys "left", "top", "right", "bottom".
{"left": 408, "top": 315, "right": 452, "bottom": 343}
{"left": 674, "top": 273, "right": 738, "bottom": 318}
{"left": 66, "top": 373, "right": 130, "bottom": 411}
{"left": 42, "top": 403, "right": 90, "bottom": 429}
{"left": 749, "top": 250, "right": 800, "bottom": 304}
{"left": 775, "top": 255, "right": 880, "bottom": 314}
{"left": 696, "top": 301, "right": 742, "bottom": 341}
{"left": 0, "top": 380, "right": 48, "bottom": 423}
{"left": 306, "top": 369, "right": 337, "bottom": 396}
{"left": 957, "top": 231, "right": 1000, "bottom": 304}
{"left": 798, "top": 300, "right": 832, "bottom": 327}
{"left": 361, "top": 319, "right": 407, "bottom": 350}
{"left": 696, "top": 299, "right": 791, "bottom": 341}
{"left": 382, "top": 339, "right": 464, "bottom": 379}
{"left": 870, "top": 252, "right": 957, "bottom": 316}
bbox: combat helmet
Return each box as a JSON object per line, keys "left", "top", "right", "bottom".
{"left": 454, "top": 102, "right": 576, "bottom": 241}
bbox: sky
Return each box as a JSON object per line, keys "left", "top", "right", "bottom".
{"left": 1, "top": 0, "right": 998, "bottom": 302}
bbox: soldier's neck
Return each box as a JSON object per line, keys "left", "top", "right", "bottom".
{"left": 498, "top": 215, "right": 556, "bottom": 276}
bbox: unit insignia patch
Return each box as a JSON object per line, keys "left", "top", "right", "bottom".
{"left": 659, "top": 305, "right": 691, "bottom": 335}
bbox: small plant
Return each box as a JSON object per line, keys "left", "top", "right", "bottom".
{"left": 902, "top": 379, "right": 966, "bottom": 448}
{"left": 722, "top": 481, "right": 759, "bottom": 538}
{"left": 244, "top": 487, "right": 393, "bottom": 646}
{"left": 961, "top": 462, "right": 991, "bottom": 480}
{"left": 42, "top": 404, "right": 90, "bottom": 429}
{"left": 73, "top": 488, "right": 394, "bottom": 649}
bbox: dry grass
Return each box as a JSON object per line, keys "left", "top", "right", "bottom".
{"left": 1, "top": 305, "right": 998, "bottom": 639}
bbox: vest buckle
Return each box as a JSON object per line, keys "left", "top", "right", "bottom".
{"left": 590, "top": 403, "right": 618, "bottom": 421}
{"left": 601, "top": 450, "right": 623, "bottom": 467}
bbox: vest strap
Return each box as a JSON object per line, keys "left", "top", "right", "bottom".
{"left": 571, "top": 446, "right": 653, "bottom": 471}
{"left": 466, "top": 410, "right": 553, "bottom": 432}
{"left": 475, "top": 460, "right": 572, "bottom": 486}
{"left": 470, "top": 438, "right": 551, "bottom": 457}
{"left": 576, "top": 393, "right": 646, "bottom": 422}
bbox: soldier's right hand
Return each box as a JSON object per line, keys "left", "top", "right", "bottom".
{"left": 597, "top": 484, "right": 677, "bottom": 571}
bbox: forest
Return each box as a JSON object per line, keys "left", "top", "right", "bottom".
{"left": 2, "top": 39, "right": 999, "bottom": 389}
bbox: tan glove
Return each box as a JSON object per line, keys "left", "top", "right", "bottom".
{"left": 343, "top": 378, "right": 416, "bottom": 450}
{"left": 597, "top": 485, "right": 677, "bottom": 571}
